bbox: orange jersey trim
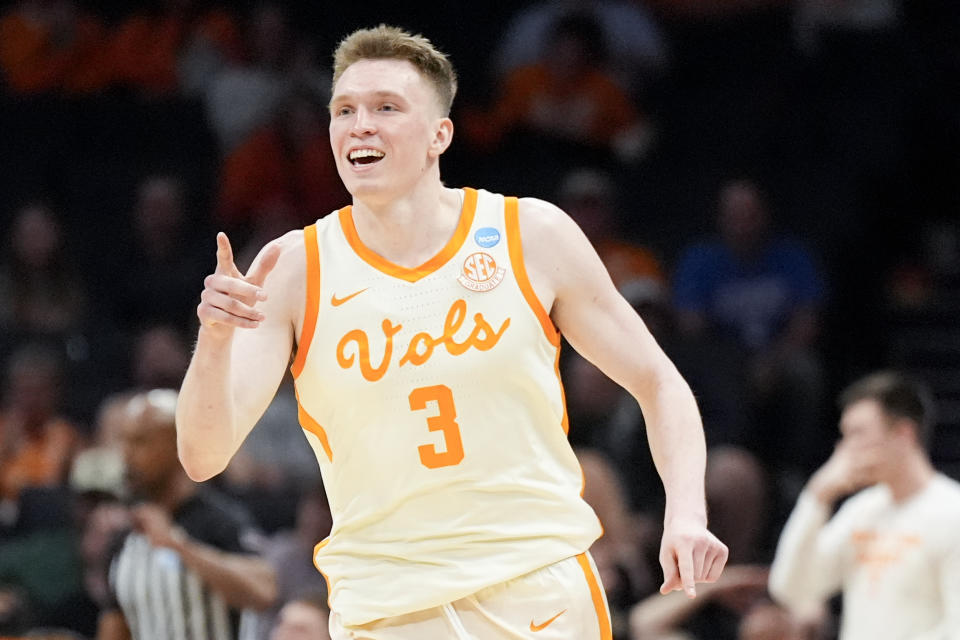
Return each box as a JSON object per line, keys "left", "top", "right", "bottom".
{"left": 504, "top": 197, "right": 561, "bottom": 346}
{"left": 576, "top": 553, "right": 613, "bottom": 640}
{"left": 553, "top": 344, "right": 569, "bottom": 435}
{"left": 291, "top": 223, "right": 320, "bottom": 378}
{"left": 296, "top": 388, "right": 332, "bottom": 462}
{"left": 338, "top": 187, "right": 479, "bottom": 283}
{"left": 313, "top": 537, "right": 334, "bottom": 609}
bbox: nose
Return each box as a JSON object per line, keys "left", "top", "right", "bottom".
{"left": 351, "top": 106, "right": 375, "bottom": 135}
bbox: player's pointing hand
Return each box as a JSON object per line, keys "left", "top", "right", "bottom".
{"left": 197, "top": 232, "right": 281, "bottom": 337}
{"left": 659, "top": 517, "right": 729, "bottom": 599}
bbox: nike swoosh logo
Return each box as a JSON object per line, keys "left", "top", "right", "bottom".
{"left": 331, "top": 288, "right": 368, "bottom": 307}
{"left": 530, "top": 609, "right": 566, "bottom": 632}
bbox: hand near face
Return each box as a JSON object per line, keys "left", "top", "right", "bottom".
{"left": 807, "top": 440, "right": 883, "bottom": 505}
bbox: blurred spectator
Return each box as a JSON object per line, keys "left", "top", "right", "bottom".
{"left": 706, "top": 447, "right": 771, "bottom": 564}
{"left": 556, "top": 168, "right": 665, "bottom": 302}
{"left": 84, "top": 391, "right": 131, "bottom": 450}
{"left": 673, "top": 179, "right": 827, "bottom": 476}
{"left": 886, "top": 220, "right": 960, "bottom": 310}
{"left": 98, "top": 389, "right": 276, "bottom": 640}
{"left": 63, "top": 394, "right": 130, "bottom": 636}
{"left": 216, "top": 88, "right": 346, "bottom": 234}
{"left": 203, "top": 3, "right": 326, "bottom": 153}
{"left": 110, "top": 0, "right": 243, "bottom": 97}
{"left": 738, "top": 602, "right": 808, "bottom": 640}
{"left": 250, "top": 484, "right": 331, "bottom": 638}
{"left": 0, "top": 0, "right": 110, "bottom": 94}
{"left": 629, "top": 565, "right": 772, "bottom": 640}
{"left": 769, "top": 371, "right": 960, "bottom": 639}
{"left": 564, "top": 350, "right": 625, "bottom": 449}
{"left": 0, "top": 201, "right": 87, "bottom": 338}
{"left": 129, "top": 324, "right": 190, "bottom": 390}
{"left": 645, "top": 0, "right": 792, "bottom": 21}
{"left": 111, "top": 175, "right": 207, "bottom": 332}
{"left": 65, "top": 391, "right": 131, "bottom": 513}
{"left": 0, "top": 344, "right": 80, "bottom": 509}
{"left": 465, "top": 12, "right": 650, "bottom": 160}
{"left": 0, "top": 584, "right": 32, "bottom": 635}
{"left": 492, "top": 0, "right": 669, "bottom": 92}
{"left": 793, "top": 0, "right": 900, "bottom": 53}
{"left": 67, "top": 391, "right": 131, "bottom": 506}
{"left": 270, "top": 592, "right": 330, "bottom": 640}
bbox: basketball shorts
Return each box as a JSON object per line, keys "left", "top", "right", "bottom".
{"left": 329, "top": 552, "right": 612, "bottom": 639}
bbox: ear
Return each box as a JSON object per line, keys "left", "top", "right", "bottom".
{"left": 892, "top": 418, "right": 918, "bottom": 445}
{"left": 428, "top": 117, "right": 454, "bottom": 158}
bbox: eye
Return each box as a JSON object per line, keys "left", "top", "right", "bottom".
{"left": 333, "top": 106, "right": 353, "bottom": 117}
{"left": 379, "top": 103, "right": 397, "bottom": 112}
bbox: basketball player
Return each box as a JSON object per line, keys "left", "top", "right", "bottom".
{"left": 177, "top": 25, "right": 727, "bottom": 639}
{"left": 769, "top": 372, "right": 960, "bottom": 639}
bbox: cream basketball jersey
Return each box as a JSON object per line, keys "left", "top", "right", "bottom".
{"left": 291, "top": 187, "right": 603, "bottom": 626}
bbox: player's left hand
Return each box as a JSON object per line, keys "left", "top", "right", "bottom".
{"left": 658, "top": 516, "right": 728, "bottom": 599}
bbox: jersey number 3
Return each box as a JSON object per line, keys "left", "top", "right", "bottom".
{"left": 409, "top": 385, "right": 464, "bottom": 469}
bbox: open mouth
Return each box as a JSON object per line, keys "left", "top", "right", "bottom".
{"left": 348, "top": 148, "right": 385, "bottom": 166}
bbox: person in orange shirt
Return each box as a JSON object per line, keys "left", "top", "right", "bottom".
{"left": 0, "top": 0, "right": 110, "bottom": 94}
{"left": 216, "top": 89, "right": 349, "bottom": 233}
{"left": 467, "top": 12, "right": 648, "bottom": 157}
{"left": 0, "top": 345, "right": 80, "bottom": 504}
{"left": 110, "top": 0, "right": 243, "bottom": 95}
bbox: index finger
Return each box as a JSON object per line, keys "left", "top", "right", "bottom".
{"left": 216, "top": 232, "right": 236, "bottom": 275}
{"left": 678, "top": 546, "right": 696, "bottom": 598}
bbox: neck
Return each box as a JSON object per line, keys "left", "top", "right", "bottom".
{"left": 152, "top": 471, "right": 197, "bottom": 512}
{"left": 350, "top": 175, "right": 463, "bottom": 268}
{"left": 886, "top": 449, "right": 935, "bottom": 503}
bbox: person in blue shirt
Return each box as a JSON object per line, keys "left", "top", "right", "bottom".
{"left": 673, "top": 179, "right": 827, "bottom": 480}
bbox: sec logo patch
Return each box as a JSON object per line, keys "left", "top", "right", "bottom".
{"left": 457, "top": 252, "right": 506, "bottom": 292}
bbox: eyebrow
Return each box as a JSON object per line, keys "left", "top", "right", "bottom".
{"left": 329, "top": 90, "right": 406, "bottom": 106}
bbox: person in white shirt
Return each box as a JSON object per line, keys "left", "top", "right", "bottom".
{"left": 769, "top": 370, "right": 960, "bottom": 640}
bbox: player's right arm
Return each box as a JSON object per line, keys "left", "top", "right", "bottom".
{"left": 176, "top": 231, "right": 305, "bottom": 482}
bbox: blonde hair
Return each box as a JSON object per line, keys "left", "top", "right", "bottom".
{"left": 332, "top": 24, "right": 458, "bottom": 116}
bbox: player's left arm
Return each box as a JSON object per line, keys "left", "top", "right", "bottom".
{"left": 517, "top": 197, "right": 728, "bottom": 598}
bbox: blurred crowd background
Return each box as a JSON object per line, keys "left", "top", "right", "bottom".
{"left": 0, "top": 0, "right": 958, "bottom": 638}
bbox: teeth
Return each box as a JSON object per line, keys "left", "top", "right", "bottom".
{"left": 349, "top": 149, "right": 385, "bottom": 161}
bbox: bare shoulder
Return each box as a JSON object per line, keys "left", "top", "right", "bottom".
{"left": 516, "top": 197, "right": 577, "bottom": 238}
{"left": 270, "top": 228, "right": 307, "bottom": 257}
{"left": 516, "top": 196, "right": 597, "bottom": 275}
{"left": 263, "top": 229, "right": 306, "bottom": 279}
{"left": 256, "top": 230, "right": 307, "bottom": 324}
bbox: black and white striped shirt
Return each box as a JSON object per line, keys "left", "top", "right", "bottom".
{"left": 107, "top": 488, "right": 260, "bottom": 640}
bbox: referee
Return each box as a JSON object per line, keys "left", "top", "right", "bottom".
{"left": 97, "top": 389, "right": 277, "bottom": 640}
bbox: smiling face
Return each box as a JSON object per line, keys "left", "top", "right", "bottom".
{"left": 329, "top": 58, "right": 452, "bottom": 206}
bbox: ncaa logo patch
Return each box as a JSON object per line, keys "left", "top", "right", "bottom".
{"left": 474, "top": 227, "right": 501, "bottom": 248}
{"left": 457, "top": 252, "right": 506, "bottom": 292}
